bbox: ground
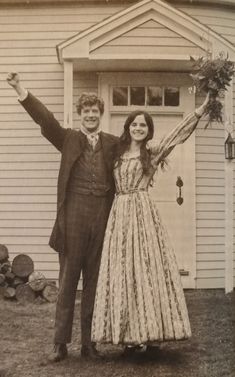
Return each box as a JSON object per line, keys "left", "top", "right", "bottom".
{"left": 0, "top": 289, "right": 234, "bottom": 377}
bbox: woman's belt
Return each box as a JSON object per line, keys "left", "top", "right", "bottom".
{"left": 116, "top": 188, "right": 148, "bottom": 196}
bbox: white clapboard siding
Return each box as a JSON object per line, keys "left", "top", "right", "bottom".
{"left": 196, "top": 278, "right": 225, "bottom": 289}
{"left": 0, "top": 171, "right": 59, "bottom": 179}
{"left": 233, "top": 78, "right": 235, "bottom": 286}
{"left": 178, "top": 5, "right": 235, "bottom": 46}
{"left": 9, "top": 252, "right": 58, "bottom": 263}
{"left": 197, "top": 269, "right": 225, "bottom": 279}
{"left": 0, "top": 178, "right": 57, "bottom": 188}
{"left": 0, "top": 154, "right": 60, "bottom": 163}
{"left": 0, "top": 203, "right": 56, "bottom": 212}
{"left": 90, "top": 19, "right": 205, "bottom": 57}
{"left": 197, "top": 250, "right": 224, "bottom": 259}
{"left": 92, "top": 45, "right": 205, "bottom": 57}
{"left": 0, "top": 162, "right": 60, "bottom": 171}
{"left": 0, "top": 1, "right": 234, "bottom": 287}
{"left": 0, "top": 3, "right": 120, "bottom": 281}
{"left": 0, "top": 211, "right": 56, "bottom": 220}
{"left": 196, "top": 211, "right": 224, "bottom": 220}
{"left": 2, "top": 236, "right": 50, "bottom": 245}
{"left": 0, "top": 219, "right": 53, "bottom": 228}
{"left": 195, "top": 92, "right": 225, "bottom": 288}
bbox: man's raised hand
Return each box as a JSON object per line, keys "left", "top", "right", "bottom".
{"left": 6, "top": 72, "right": 20, "bottom": 88}
{"left": 6, "top": 72, "right": 28, "bottom": 100}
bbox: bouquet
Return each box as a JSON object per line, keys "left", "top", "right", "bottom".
{"left": 189, "top": 53, "right": 234, "bottom": 127}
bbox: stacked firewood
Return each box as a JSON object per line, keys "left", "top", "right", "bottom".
{"left": 0, "top": 244, "right": 58, "bottom": 304}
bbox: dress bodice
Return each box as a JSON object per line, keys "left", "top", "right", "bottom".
{"left": 114, "top": 157, "right": 153, "bottom": 194}
{"left": 113, "top": 110, "right": 201, "bottom": 195}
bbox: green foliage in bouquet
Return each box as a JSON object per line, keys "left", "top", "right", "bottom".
{"left": 190, "top": 53, "right": 234, "bottom": 127}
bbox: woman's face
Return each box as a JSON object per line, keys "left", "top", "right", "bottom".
{"left": 129, "top": 114, "right": 149, "bottom": 143}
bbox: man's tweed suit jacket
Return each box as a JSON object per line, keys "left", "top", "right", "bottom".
{"left": 20, "top": 92, "right": 119, "bottom": 253}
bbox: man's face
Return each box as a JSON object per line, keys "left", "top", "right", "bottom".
{"left": 80, "top": 105, "right": 102, "bottom": 132}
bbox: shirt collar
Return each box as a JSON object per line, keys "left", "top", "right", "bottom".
{"left": 80, "top": 125, "right": 101, "bottom": 137}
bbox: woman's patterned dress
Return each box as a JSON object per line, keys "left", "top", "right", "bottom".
{"left": 92, "top": 111, "right": 201, "bottom": 345}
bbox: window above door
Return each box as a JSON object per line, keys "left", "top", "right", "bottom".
{"left": 98, "top": 72, "right": 194, "bottom": 130}
{"left": 112, "top": 86, "right": 180, "bottom": 107}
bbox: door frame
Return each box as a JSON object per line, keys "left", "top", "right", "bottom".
{"left": 98, "top": 71, "right": 197, "bottom": 288}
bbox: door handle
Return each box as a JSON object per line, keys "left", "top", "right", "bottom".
{"left": 176, "top": 176, "right": 183, "bottom": 205}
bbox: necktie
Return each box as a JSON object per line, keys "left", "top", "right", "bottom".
{"left": 87, "top": 133, "right": 99, "bottom": 149}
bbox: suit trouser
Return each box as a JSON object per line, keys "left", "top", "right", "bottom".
{"left": 54, "top": 192, "right": 110, "bottom": 345}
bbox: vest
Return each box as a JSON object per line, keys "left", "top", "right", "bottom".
{"left": 67, "top": 138, "right": 110, "bottom": 196}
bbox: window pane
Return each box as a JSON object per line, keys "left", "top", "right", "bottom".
{"left": 130, "top": 87, "right": 145, "bottom": 106}
{"left": 147, "top": 86, "right": 162, "bottom": 106}
{"left": 164, "top": 87, "right": 180, "bottom": 106}
{"left": 113, "top": 87, "right": 128, "bottom": 106}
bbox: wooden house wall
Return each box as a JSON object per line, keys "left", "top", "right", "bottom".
{"left": 0, "top": 1, "right": 234, "bottom": 287}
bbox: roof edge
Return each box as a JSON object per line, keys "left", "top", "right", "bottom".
{"left": 0, "top": 0, "right": 234, "bottom": 9}
{"left": 57, "top": 0, "right": 235, "bottom": 58}
{"left": 168, "top": 0, "right": 235, "bottom": 8}
{"left": 0, "top": 0, "right": 136, "bottom": 6}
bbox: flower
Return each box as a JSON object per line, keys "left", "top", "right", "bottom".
{"left": 189, "top": 53, "right": 234, "bottom": 127}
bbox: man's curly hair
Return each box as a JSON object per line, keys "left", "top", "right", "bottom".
{"left": 76, "top": 92, "right": 104, "bottom": 115}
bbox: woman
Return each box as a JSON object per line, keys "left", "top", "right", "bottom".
{"left": 92, "top": 94, "right": 209, "bottom": 348}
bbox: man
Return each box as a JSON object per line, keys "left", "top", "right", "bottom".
{"left": 7, "top": 72, "right": 119, "bottom": 362}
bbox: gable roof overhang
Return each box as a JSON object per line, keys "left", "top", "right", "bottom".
{"left": 57, "top": 0, "right": 235, "bottom": 71}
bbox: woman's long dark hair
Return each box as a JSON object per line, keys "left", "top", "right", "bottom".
{"left": 115, "top": 110, "right": 154, "bottom": 174}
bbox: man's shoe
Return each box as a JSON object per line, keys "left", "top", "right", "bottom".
{"left": 121, "top": 344, "right": 145, "bottom": 358}
{"left": 145, "top": 344, "right": 161, "bottom": 358}
{"left": 48, "top": 343, "right": 68, "bottom": 362}
{"left": 81, "top": 344, "right": 102, "bottom": 360}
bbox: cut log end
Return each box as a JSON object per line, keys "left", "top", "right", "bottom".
{"left": 12, "top": 254, "right": 34, "bottom": 278}
{"left": 0, "top": 261, "right": 11, "bottom": 274}
{"left": 15, "top": 284, "right": 36, "bottom": 304}
{"left": 0, "top": 244, "right": 9, "bottom": 263}
{"left": 42, "top": 284, "right": 59, "bottom": 303}
{"left": 0, "top": 273, "right": 6, "bottom": 286}
{"left": 4, "top": 286, "right": 16, "bottom": 299}
{"left": 28, "top": 271, "right": 47, "bottom": 292}
{"left": 12, "top": 276, "right": 25, "bottom": 288}
{"left": 4, "top": 271, "right": 15, "bottom": 284}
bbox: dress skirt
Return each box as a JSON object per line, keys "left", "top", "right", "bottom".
{"left": 92, "top": 111, "right": 201, "bottom": 345}
{"left": 91, "top": 189, "right": 191, "bottom": 345}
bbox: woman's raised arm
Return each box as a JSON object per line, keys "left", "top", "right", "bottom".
{"left": 149, "top": 92, "right": 210, "bottom": 169}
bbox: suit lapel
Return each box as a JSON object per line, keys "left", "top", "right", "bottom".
{"left": 67, "top": 130, "right": 86, "bottom": 161}
{"left": 100, "top": 132, "right": 116, "bottom": 173}
{"left": 58, "top": 130, "right": 86, "bottom": 204}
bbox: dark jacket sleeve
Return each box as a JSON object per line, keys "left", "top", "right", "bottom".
{"left": 19, "top": 92, "right": 68, "bottom": 152}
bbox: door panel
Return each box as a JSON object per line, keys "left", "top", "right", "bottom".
{"left": 110, "top": 111, "right": 196, "bottom": 288}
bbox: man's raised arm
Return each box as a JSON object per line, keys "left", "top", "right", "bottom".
{"left": 6, "top": 72, "right": 67, "bottom": 152}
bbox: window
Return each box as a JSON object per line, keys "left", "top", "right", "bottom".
{"left": 147, "top": 87, "right": 162, "bottom": 106}
{"left": 112, "top": 86, "right": 179, "bottom": 107}
{"left": 165, "top": 87, "right": 180, "bottom": 106}
{"left": 130, "top": 87, "right": 145, "bottom": 106}
{"left": 112, "top": 87, "right": 128, "bottom": 106}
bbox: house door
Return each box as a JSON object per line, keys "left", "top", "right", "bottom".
{"left": 99, "top": 73, "right": 196, "bottom": 288}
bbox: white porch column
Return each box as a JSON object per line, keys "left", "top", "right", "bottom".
{"left": 98, "top": 73, "right": 110, "bottom": 132}
{"left": 224, "top": 78, "right": 234, "bottom": 294}
{"left": 64, "top": 60, "right": 73, "bottom": 128}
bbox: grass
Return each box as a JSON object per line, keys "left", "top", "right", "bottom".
{"left": 0, "top": 289, "right": 234, "bottom": 377}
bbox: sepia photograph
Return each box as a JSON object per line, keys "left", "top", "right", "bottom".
{"left": 0, "top": 0, "right": 235, "bottom": 376}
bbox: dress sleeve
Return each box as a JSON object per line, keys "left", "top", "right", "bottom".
{"left": 149, "top": 111, "right": 201, "bottom": 169}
